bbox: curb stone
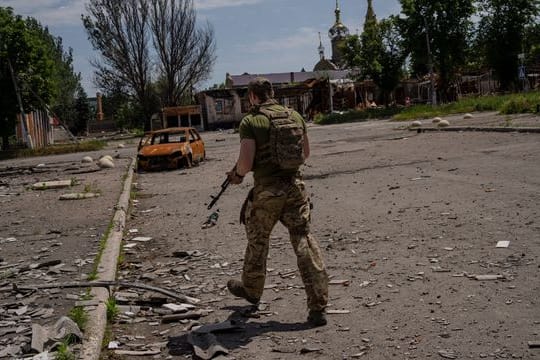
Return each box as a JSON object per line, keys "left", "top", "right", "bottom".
{"left": 412, "top": 126, "right": 540, "bottom": 133}
{"left": 80, "top": 158, "right": 135, "bottom": 360}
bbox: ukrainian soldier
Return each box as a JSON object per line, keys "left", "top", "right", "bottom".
{"left": 226, "top": 77, "right": 329, "bottom": 326}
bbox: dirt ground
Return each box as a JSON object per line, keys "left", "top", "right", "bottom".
{"left": 1, "top": 111, "right": 540, "bottom": 359}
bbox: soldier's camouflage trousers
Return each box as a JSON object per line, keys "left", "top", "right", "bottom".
{"left": 240, "top": 177, "right": 328, "bottom": 311}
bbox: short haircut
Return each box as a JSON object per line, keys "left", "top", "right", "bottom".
{"left": 248, "top": 77, "right": 274, "bottom": 102}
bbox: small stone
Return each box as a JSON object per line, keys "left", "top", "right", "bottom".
{"left": 410, "top": 120, "right": 422, "bottom": 128}
{"left": 432, "top": 117, "right": 442, "bottom": 123}
{"left": 463, "top": 113, "right": 473, "bottom": 119}
{"left": 81, "top": 156, "right": 93, "bottom": 163}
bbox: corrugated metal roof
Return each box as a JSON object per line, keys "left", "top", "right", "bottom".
{"left": 230, "top": 70, "right": 351, "bottom": 87}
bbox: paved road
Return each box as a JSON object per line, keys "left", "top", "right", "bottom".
{"left": 1, "top": 112, "right": 539, "bottom": 359}
{"left": 105, "top": 115, "right": 540, "bottom": 359}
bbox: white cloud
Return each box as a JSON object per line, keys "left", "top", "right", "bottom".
{"left": 195, "top": 0, "right": 262, "bottom": 10}
{"left": 1, "top": 0, "right": 262, "bottom": 25}
{"left": 1, "top": 0, "right": 86, "bottom": 26}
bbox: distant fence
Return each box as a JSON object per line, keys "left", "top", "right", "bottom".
{"left": 16, "top": 110, "right": 54, "bottom": 149}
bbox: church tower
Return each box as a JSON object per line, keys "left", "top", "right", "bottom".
{"left": 364, "top": 0, "right": 377, "bottom": 27}
{"left": 328, "top": 0, "right": 349, "bottom": 69}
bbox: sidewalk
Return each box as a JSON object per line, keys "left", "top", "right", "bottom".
{"left": 0, "top": 151, "right": 133, "bottom": 359}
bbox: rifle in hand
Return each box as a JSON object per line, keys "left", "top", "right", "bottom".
{"left": 207, "top": 178, "right": 230, "bottom": 210}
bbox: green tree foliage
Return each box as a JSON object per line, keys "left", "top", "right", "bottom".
{"left": 523, "top": 22, "right": 540, "bottom": 65}
{"left": 341, "top": 34, "right": 362, "bottom": 70}
{"left": 377, "top": 18, "right": 406, "bottom": 105}
{"left": 0, "top": 8, "right": 81, "bottom": 149}
{"left": 476, "top": 0, "right": 540, "bottom": 91}
{"left": 74, "top": 86, "right": 91, "bottom": 135}
{"left": 0, "top": 7, "right": 55, "bottom": 149}
{"left": 359, "top": 3, "right": 383, "bottom": 85}
{"left": 398, "top": 0, "right": 475, "bottom": 102}
{"left": 341, "top": 16, "right": 405, "bottom": 106}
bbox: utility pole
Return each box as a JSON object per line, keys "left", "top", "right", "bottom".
{"left": 423, "top": 15, "right": 437, "bottom": 106}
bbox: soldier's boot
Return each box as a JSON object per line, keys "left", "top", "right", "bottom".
{"left": 307, "top": 310, "right": 327, "bottom": 327}
{"left": 227, "top": 280, "right": 259, "bottom": 305}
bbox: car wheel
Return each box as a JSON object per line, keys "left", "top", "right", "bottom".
{"left": 182, "top": 155, "right": 193, "bottom": 168}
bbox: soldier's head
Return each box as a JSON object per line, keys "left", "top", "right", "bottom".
{"left": 248, "top": 77, "right": 274, "bottom": 105}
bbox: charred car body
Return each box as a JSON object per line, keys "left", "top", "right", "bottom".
{"left": 137, "top": 127, "right": 205, "bottom": 171}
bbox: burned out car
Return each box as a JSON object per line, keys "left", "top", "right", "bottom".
{"left": 137, "top": 127, "right": 205, "bottom": 171}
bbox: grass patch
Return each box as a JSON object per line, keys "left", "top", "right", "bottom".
{"left": 0, "top": 140, "right": 106, "bottom": 160}
{"left": 106, "top": 298, "right": 119, "bottom": 322}
{"left": 55, "top": 341, "right": 75, "bottom": 360}
{"left": 394, "top": 91, "right": 540, "bottom": 121}
{"left": 87, "top": 220, "right": 114, "bottom": 281}
{"left": 68, "top": 307, "right": 88, "bottom": 332}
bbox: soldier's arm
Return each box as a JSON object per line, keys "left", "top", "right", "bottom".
{"left": 303, "top": 133, "right": 310, "bottom": 159}
{"left": 235, "top": 138, "right": 256, "bottom": 176}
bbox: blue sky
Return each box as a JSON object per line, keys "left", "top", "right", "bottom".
{"left": 1, "top": 0, "right": 401, "bottom": 95}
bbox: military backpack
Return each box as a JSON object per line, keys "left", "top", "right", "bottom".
{"left": 259, "top": 107, "right": 305, "bottom": 170}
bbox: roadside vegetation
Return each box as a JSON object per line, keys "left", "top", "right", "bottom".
{"left": 0, "top": 140, "right": 106, "bottom": 160}
{"left": 68, "top": 306, "right": 88, "bottom": 331}
{"left": 315, "top": 91, "right": 540, "bottom": 124}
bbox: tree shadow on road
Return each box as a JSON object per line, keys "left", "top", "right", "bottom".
{"left": 167, "top": 304, "right": 314, "bottom": 357}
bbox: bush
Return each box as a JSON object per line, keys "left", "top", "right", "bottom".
{"left": 500, "top": 96, "right": 532, "bottom": 114}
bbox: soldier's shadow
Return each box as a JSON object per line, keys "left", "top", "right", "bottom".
{"left": 167, "top": 305, "right": 314, "bottom": 357}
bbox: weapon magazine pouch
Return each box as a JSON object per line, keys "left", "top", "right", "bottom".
{"left": 240, "top": 188, "right": 254, "bottom": 224}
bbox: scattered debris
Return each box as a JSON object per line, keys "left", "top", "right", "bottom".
{"left": 329, "top": 279, "right": 350, "bottom": 286}
{"left": 59, "top": 193, "right": 100, "bottom": 200}
{"left": 528, "top": 341, "right": 540, "bottom": 348}
{"left": 202, "top": 211, "right": 219, "bottom": 229}
{"left": 32, "top": 180, "right": 73, "bottom": 190}
{"left": 438, "top": 349, "right": 458, "bottom": 359}
{"left": 3, "top": 280, "right": 200, "bottom": 304}
{"left": 474, "top": 274, "right": 504, "bottom": 281}
{"left": 326, "top": 309, "right": 350, "bottom": 314}
{"left": 131, "top": 236, "right": 152, "bottom": 242}
{"left": 188, "top": 332, "right": 228, "bottom": 360}
{"left": 496, "top": 241, "right": 510, "bottom": 248}
{"left": 31, "top": 316, "right": 83, "bottom": 353}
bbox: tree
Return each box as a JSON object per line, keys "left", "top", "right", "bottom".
{"left": 398, "top": 0, "right": 475, "bottom": 102}
{"left": 0, "top": 7, "right": 55, "bottom": 149}
{"left": 358, "top": 1, "right": 384, "bottom": 87}
{"left": 74, "top": 86, "right": 91, "bottom": 135}
{"left": 377, "top": 17, "right": 406, "bottom": 105}
{"left": 25, "top": 18, "right": 82, "bottom": 131}
{"left": 341, "top": 34, "right": 362, "bottom": 70}
{"left": 149, "top": 0, "right": 215, "bottom": 107}
{"left": 341, "top": 15, "right": 405, "bottom": 106}
{"left": 82, "top": 0, "right": 155, "bottom": 129}
{"left": 83, "top": 0, "right": 216, "bottom": 129}
{"left": 477, "top": 0, "right": 540, "bottom": 90}
{"left": 524, "top": 22, "right": 540, "bottom": 65}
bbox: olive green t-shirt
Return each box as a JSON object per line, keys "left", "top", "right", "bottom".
{"left": 239, "top": 101, "right": 307, "bottom": 180}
